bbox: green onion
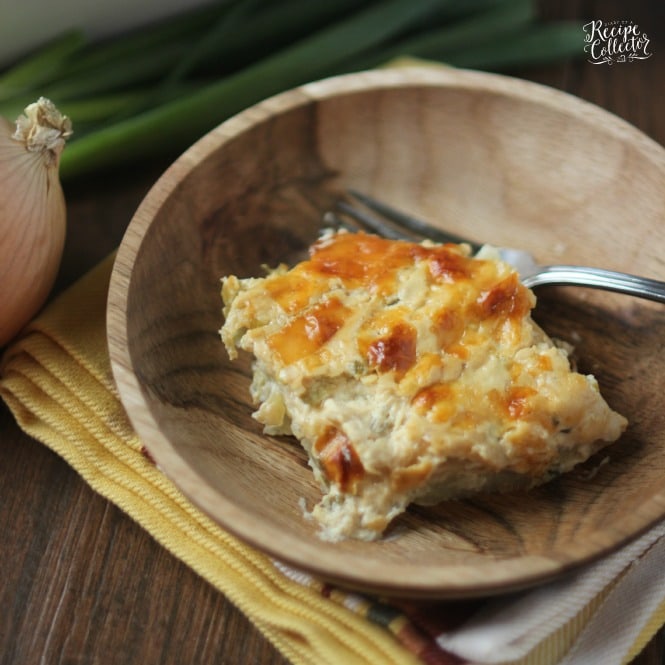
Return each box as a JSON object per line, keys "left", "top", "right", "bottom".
{"left": 344, "top": 0, "right": 537, "bottom": 72}
{"left": 61, "top": 2, "right": 227, "bottom": 78}
{"left": 163, "top": 0, "right": 377, "bottom": 83}
{"left": 58, "top": 0, "right": 455, "bottom": 179}
{"left": 0, "top": 0, "right": 586, "bottom": 180}
{"left": 162, "top": 0, "right": 268, "bottom": 84}
{"left": 55, "top": 86, "right": 202, "bottom": 128}
{"left": 0, "top": 30, "right": 86, "bottom": 101}
{"left": 40, "top": 43, "right": 191, "bottom": 101}
{"left": 397, "top": 0, "right": 527, "bottom": 35}
{"left": 439, "top": 22, "right": 585, "bottom": 70}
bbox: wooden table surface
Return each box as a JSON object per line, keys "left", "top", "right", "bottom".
{"left": 1, "top": 2, "right": 663, "bottom": 663}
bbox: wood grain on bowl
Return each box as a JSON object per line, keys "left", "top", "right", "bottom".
{"left": 107, "top": 67, "right": 665, "bottom": 598}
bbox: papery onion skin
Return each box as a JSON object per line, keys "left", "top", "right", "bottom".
{"left": 0, "top": 99, "right": 71, "bottom": 347}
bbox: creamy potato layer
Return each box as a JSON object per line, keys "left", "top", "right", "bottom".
{"left": 220, "top": 231, "right": 627, "bottom": 541}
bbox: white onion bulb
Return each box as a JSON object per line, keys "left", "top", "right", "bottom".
{"left": 0, "top": 98, "right": 71, "bottom": 346}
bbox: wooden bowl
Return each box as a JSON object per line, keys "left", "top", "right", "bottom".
{"left": 108, "top": 67, "right": 665, "bottom": 598}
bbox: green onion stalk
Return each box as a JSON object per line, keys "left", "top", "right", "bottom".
{"left": 0, "top": 0, "right": 584, "bottom": 180}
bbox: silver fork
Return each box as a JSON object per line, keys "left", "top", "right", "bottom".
{"left": 327, "top": 190, "right": 665, "bottom": 304}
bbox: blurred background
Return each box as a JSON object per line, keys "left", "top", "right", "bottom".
{"left": 0, "top": 0, "right": 212, "bottom": 66}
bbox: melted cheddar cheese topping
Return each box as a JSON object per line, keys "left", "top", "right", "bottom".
{"left": 221, "top": 231, "right": 627, "bottom": 541}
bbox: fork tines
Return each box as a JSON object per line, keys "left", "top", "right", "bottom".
{"left": 330, "top": 189, "right": 481, "bottom": 252}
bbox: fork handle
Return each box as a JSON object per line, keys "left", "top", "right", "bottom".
{"left": 523, "top": 265, "right": 665, "bottom": 304}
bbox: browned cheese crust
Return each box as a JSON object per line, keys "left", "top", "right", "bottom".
{"left": 221, "top": 231, "right": 627, "bottom": 541}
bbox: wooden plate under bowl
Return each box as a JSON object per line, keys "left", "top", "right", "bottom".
{"left": 108, "top": 67, "right": 665, "bottom": 599}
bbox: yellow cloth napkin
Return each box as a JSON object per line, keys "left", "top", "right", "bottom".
{"left": 2, "top": 254, "right": 664, "bottom": 665}
{"left": 0, "top": 255, "right": 419, "bottom": 665}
